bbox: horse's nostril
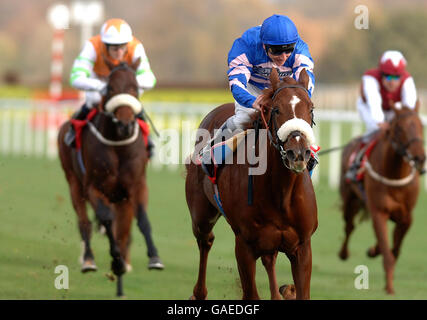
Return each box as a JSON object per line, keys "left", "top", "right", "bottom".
{"left": 286, "top": 150, "right": 296, "bottom": 161}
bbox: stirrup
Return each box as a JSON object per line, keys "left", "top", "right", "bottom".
{"left": 64, "top": 126, "right": 76, "bottom": 148}
{"left": 345, "top": 164, "right": 359, "bottom": 182}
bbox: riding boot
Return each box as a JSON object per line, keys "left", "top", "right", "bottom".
{"left": 200, "top": 120, "right": 234, "bottom": 177}
{"left": 135, "top": 112, "right": 155, "bottom": 158}
{"left": 64, "top": 104, "right": 91, "bottom": 148}
{"left": 307, "top": 150, "right": 319, "bottom": 176}
{"left": 345, "top": 142, "right": 366, "bottom": 182}
{"left": 147, "top": 135, "right": 155, "bottom": 159}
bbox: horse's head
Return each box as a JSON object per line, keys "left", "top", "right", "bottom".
{"left": 263, "top": 68, "right": 315, "bottom": 173}
{"left": 102, "top": 58, "right": 142, "bottom": 139}
{"left": 388, "top": 102, "right": 425, "bottom": 174}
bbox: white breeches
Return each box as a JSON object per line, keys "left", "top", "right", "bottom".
{"left": 229, "top": 83, "right": 263, "bottom": 129}
{"left": 357, "top": 97, "right": 394, "bottom": 137}
{"left": 84, "top": 91, "right": 102, "bottom": 108}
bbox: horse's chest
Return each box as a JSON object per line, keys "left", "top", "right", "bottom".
{"left": 237, "top": 214, "right": 299, "bottom": 255}
{"left": 88, "top": 155, "right": 142, "bottom": 190}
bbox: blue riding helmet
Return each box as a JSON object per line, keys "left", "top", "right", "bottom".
{"left": 260, "top": 14, "right": 299, "bottom": 45}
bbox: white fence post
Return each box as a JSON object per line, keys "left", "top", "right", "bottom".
{"left": 0, "top": 99, "right": 426, "bottom": 192}
{"left": 1, "top": 109, "right": 11, "bottom": 155}
{"left": 328, "top": 122, "right": 341, "bottom": 189}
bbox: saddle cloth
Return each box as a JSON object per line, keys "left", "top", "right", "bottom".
{"left": 348, "top": 139, "right": 378, "bottom": 181}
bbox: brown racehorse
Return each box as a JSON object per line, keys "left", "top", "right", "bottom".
{"left": 57, "top": 60, "right": 160, "bottom": 296}
{"left": 185, "top": 69, "right": 318, "bottom": 300}
{"left": 338, "top": 103, "right": 425, "bottom": 294}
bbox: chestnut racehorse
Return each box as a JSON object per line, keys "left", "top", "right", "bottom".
{"left": 339, "top": 103, "right": 425, "bottom": 294}
{"left": 57, "top": 60, "right": 160, "bottom": 296}
{"left": 185, "top": 69, "right": 318, "bottom": 300}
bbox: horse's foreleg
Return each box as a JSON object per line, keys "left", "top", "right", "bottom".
{"left": 114, "top": 200, "right": 134, "bottom": 268}
{"left": 235, "top": 236, "right": 259, "bottom": 300}
{"left": 391, "top": 215, "right": 412, "bottom": 260}
{"left": 261, "top": 252, "right": 281, "bottom": 300}
{"left": 289, "top": 240, "right": 312, "bottom": 300}
{"left": 68, "top": 176, "right": 96, "bottom": 272}
{"left": 136, "top": 204, "right": 159, "bottom": 259}
{"left": 372, "top": 211, "right": 395, "bottom": 295}
{"left": 93, "top": 198, "right": 126, "bottom": 277}
{"left": 192, "top": 230, "right": 215, "bottom": 300}
{"left": 137, "top": 183, "right": 163, "bottom": 270}
{"left": 339, "top": 196, "right": 361, "bottom": 260}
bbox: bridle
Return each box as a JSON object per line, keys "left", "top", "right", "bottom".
{"left": 363, "top": 110, "right": 425, "bottom": 186}
{"left": 388, "top": 111, "right": 424, "bottom": 167}
{"left": 102, "top": 63, "right": 139, "bottom": 124}
{"left": 260, "top": 84, "right": 314, "bottom": 168}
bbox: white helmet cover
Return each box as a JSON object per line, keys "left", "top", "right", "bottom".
{"left": 101, "top": 18, "right": 133, "bottom": 45}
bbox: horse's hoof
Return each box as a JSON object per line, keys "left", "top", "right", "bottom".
{"left": 385, "top": 286, "right": 395, "bottom": 295}
{"left": 148, "top": 256, "right": 165, "bottom": 270}
{"left": 189, "top": 295, "right": 196, "bottom": 300}
{"left": 279, "top": 284, "right": 296, "bottom": 300}
{"left": 339, "top": 249, "right": 349, "bottom": 260}
{"left": 367, "top": 247, "right": 380, "bottom": 258}
{"left": 81, "top": 260, "right": 98, "bottom": 273}
{"left": 111, "top": 258, "right": 127, "bottom": 276}
{"left": 126, "top": 264, "right": 133, "bottom": 272}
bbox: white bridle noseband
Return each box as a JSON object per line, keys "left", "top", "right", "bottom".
{"left": 105, "top": 93, "right": 142, "bottom": 114}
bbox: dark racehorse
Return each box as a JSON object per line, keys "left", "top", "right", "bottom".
{"left": 185, "top": 69, "right": 318, "bottom": 300}
{"left": 57, "top": 59, "right": 160, "bottom": 296}
{"left": 339, "top": 103, "right": 425, "bottom": 294}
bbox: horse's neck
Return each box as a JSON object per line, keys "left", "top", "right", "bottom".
{"left": 376, "top": 135, "right": 412, "bottom": 178}
{"left": 265, "top": 143, "right": 298, "bottom": 199}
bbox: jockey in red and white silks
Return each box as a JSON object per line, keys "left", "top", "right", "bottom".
{"left": 357, "top": 50, "right": 417, "bottom": 139}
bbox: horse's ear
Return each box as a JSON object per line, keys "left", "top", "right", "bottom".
{"left": 131, "top": 57, "right": 141, "bottom": 71}
{"left": 298, "top": 68, "right": 310, "bottom": 90}
{"left": 102, "top": 54, "right": 115, "bottom": 71}
{"left": 270, "top": 68, "right": 280, "bottom": 91}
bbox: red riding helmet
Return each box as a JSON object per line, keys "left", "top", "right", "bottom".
{"left": 378, "top": 50, "right": 407, "bottom": 75}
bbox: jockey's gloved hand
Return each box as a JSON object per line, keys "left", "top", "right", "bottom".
{"left": 97, "top": 81, "right": 108, "bottom": 96}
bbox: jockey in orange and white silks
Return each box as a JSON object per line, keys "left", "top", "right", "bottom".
{"left": 69, "top": 18, "right": 156, "bottom": 108}
{"left": 65, "top": 18, "right": 157, "bottom": 153}
{"left": 357, "top": 50, "right": 417, "bottom": 140}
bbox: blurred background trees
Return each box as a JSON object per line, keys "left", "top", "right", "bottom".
{"left": 0, "top": 0, "right": 426, "bottom": 88}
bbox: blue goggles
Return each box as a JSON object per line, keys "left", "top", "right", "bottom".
{"left": 383, "top": 74, "right": 401, "bottom": 81}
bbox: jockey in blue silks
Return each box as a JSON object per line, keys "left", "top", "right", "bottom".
{"left": 201, "top": 14, "right": 317, "bottom": 177}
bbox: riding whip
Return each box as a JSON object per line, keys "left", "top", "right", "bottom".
{"left": 140, "top": 108, "right": 160, "bottom": 137}
{"left": 318, "top": 144, "right": 348, "bottom": 156}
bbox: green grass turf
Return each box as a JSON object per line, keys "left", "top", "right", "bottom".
{"left": 0, "top": 155, "right": 426, "bottom": 300}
